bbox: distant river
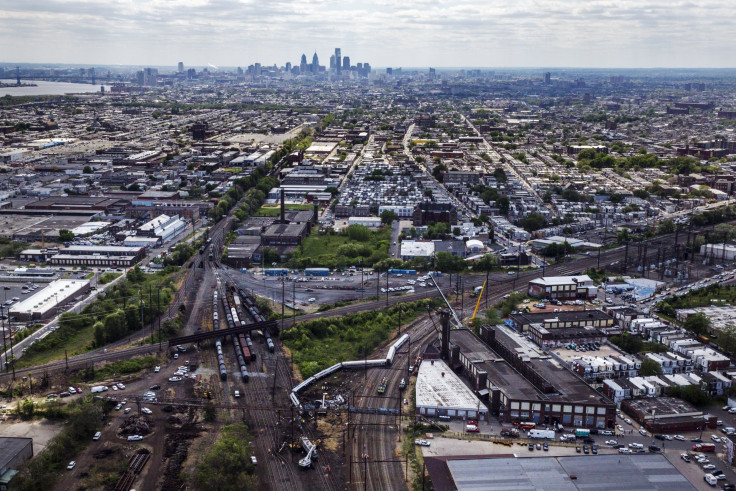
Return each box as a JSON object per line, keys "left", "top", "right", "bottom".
{"left": 0, "top": 79, "right": 105, "bottom": 97}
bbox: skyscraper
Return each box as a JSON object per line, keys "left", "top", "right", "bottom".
{"left": 300, "top": 53, "right": 308, "bottom": 73}
{"left": 311, "top": 52, "right": 319, "bottom": 72}
{"left": 544, "top": 72, "right": 551, "bottom": 84}
{"left": 335, "top": 48, "right": 341, "bottom": 74}
{"left": 178, "top": 62, "right": 184, "bottom": 73}
{"left": 330, "top": 55, "right": 335, "bottom": 70}
{"left": 342, "top": 57, "right": 350, "bottom": 71}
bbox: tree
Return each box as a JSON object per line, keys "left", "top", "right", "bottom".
{"left": 434, "top": 251, "right": 466, "bottom": 273}
{"left": 380, "top": 210, "right": 398, "bottom": 226}
{"left": 58, "top": 229, "right": 74, "bottom": 242}
{"left": 493, "top": 167, "right": 507, "bottom": 183}
{"left": 497, "top": 196, "right": 510, "bottom": 216}
{"left": 516, "top": 213, "right": 547, "bottom": 233}
{"left": 683, "top": 312, "right": 711, "bottom": 335}
{"left": 432, "top": 163, "right": 447, "bottom": 180}
{"left": 261, "top": 247, "right": 280, "bottom": 265}
{"left": 128, "top": 183, "right": 141, "bottom": 192}
{"left": 656, "top": 219, "right": 676, "bottom": 235}
{"left": 633, "top": 188, "right": 649, "bottom": 199}
{"left": 640, "top": 358, "right": 663, "bottom": 376}
{"left": 83, "top": 165, "right": 92, "bottom": 174}
{"left": 452, "top": 227, "right": 461, "bottom": 236}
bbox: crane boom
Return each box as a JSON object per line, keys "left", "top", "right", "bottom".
{"left": 470, "top": 280, "right": 487, "bottom": 321}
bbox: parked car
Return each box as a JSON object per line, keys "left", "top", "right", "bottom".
{"left": 414, "top": 439, "right": 430, "bottom": 447}
{"left": 681, "top": 454, "right": 691, "bottom": 462}
{"left": 127, "top": 435, "right": 143, "bottom": 441}
{"left": 67, "top": 461, "right": 76, "bottom": 470}
{"left": 141, "top": 407, "right": 152, "bottom": 415}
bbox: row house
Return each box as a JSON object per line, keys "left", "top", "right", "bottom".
{"left": 643, "top": 352, "right": 693, "bottom": 374}
{"left": 571, "top": 354, "right": 640, "bottom": 381}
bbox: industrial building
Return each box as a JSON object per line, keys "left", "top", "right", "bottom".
{"left": 412, "top": 202, "right": 458, "bottom": 226}
{"left": 136, "top": 214, "right": 187, "bottom": 243}
{"left": 527, "top": 275, "right": 597, "bottom": 300}
{"left": 622, "top": 397, "right": 716, "bottom": 433}
{"left": 415, "top": 359, "right": 487, "bottom": 421}
{"left": 0, "top": 437, "right": 33, "bottom": 488}
{"left": 436, "top": 312, "right": 615, "bottom": 428}
{"left": 9, "top": 278, "right": 89, "bottom": 320}
{"left": 508, "top": 309, "right": 614, "bottom": 333}
{"left": 49, "top": 245, "right": 145, "bottom": 267}
{"left": 426, "top": 454, "right": 694, "bottom": 491}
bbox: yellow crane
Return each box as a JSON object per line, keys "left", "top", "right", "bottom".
{"left": 470, "top": 280, "right": 487, "bottom": 322}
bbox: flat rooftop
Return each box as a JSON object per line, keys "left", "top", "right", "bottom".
{"left": 446, "top": 455, "right": 694, "bottom": 491}
{"left": 10, "top": 279, "right": 89, "bottom": 315}
{"left": 416, "top": 359, "right": 483, "bottom": 410}
{"left": 450, "top": 329, "right": 535, "bottom": 401}
{"left": 493, "top": 326, "right": 613, "bottom": 405}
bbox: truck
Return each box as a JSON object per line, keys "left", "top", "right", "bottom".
{"left": 500, "top": 427, "right": 520, "bottom": 437}
{"left": 575, "top": 428, "right": 591, "bottom": 437}
{"left": 518, "top": 422, "right": 536, "bottom": 430}
{"left": 528, "top": 429, "right": 556, "bottom": 440}
{"left": 692, "top": 443, "right": 716, "bottom": 452}
{"left": 91, "top": 386, "right": 108, "bottom": 393}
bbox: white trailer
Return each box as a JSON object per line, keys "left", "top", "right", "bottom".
{"left": 528, "top": 429, "right": 556, "bottom": 440}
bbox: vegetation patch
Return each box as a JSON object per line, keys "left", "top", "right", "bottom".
{"left": 282, "top": 299, "right": 441, "bottom": 379}
{"left": 192, "top": 423, "right": 257, "bottom": 489}
{"left": 286, "top": 225, "right": 391, "bottom": 269}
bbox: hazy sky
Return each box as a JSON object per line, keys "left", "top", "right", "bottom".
{"left": 0, "top": 0, "right": 732, "bottom": 68}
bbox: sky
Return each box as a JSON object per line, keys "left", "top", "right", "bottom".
{"left": 0, "top": 0, "right": 733, "bottom": 68}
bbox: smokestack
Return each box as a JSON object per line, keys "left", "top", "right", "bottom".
{"left": 440, "top": 309, "right": 451, "bottom": 360}
{"left": 280, "top": 189, "right": 286, "bottom": 224}
{"left": 313, "top": 202, "right": 319, "bottom": 225}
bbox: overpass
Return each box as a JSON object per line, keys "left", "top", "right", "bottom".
{"left": 167, "top": 319, "right": 277, "bottom": 347}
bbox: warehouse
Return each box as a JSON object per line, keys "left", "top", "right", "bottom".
{"left": 427, "top": 454, "right": 694, "bottom": 491}
{"left": 441, "top": 323, "right": 616, "bottom": 429}
{"left": 0, "top": 437, "right": 33, "bottom": 488}
{"left": 137, "top": 214, "right": 187, "bottom": 243}
{"left": 415, "top": 359, "right": 487, "bottom": 421}
{"left": 9, "top": 279, "right": 90, "bottom": 321}
{"left": 49, "top": 245, "right": 145, "bottom": 267}
{"left": 527, "top": 275, "right": 597, "bottom": 300}
{"left": 622, "top": 397, "right": 715, "bottom": 433}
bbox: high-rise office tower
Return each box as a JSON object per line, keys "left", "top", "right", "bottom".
{"left": 285, "top": 62, "right": 291, "bottom": 72}
{"left": 178, "top": 62, "right": 184, "bottom": 73}
{"left": 342, "top": 57, "right": 350, "bottom": 70}
{"left": 544, "top": 72, "right": 551, "bottom": 84}
{"left": 335, "top": 48, "right": 341, "bottom": 74}
{"left": 311, "top": 52, "right": 319, "bottom": 72}
{"left": 300, "top": 53, "right": 308, "bottom": 73}
{"left": 329, "top": 55, "right": 335, "bottom": 70}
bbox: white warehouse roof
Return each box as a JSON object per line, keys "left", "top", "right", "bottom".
{"left": 10, "top": 279, "right": 89, "bottom": 317}
{"left": 415, "top": 359, "right": 482, "bottom": 411}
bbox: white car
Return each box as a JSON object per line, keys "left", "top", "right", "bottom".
{"left": 154, "top": 366, "right": 161, "bottom": 373}
{"left": 728, "top": 408, "right": 736, "bottom": 414}
{"left": 618, "top": 448, "right": 632, "bottom": 454}
{"left": 250, "top": 455, "right": 258, "bottom": 465}
{"left": 117, "top": 383, "right": 125, "bottom": 390}
{"left": 124, "top": 407, "right": 132, "bottom": 414}
{"left": 662, "top": 435, "right": 672, "bottom": 440}
{"left": 141, "top": 407, "right": 152, "bottom": 415}
{"left": 414, "top": 439, "right": 430, "bottom": 447}
{"left": 605, "top": 440, "right": 618, "bottom": 445}
{"left": 112, "top": 385, "right": 118, "bottom": 391}
{"left": 67, "top": 461, "right": 76, "bottom": 470}
{"left": 674, "top": 435, "right": 685, "bottom": 441}
{"left": 169, "top": 376, "right": 182, "bottom": 382}
{"left": 711, "top": 435, "right": 721, "bottom": 443}
{"left": 616, "top": 424, "right": 624, "bottom": 432}
{"left": 639, "top": 428, "right": 648, "bottom": 436}
{"left": 628, "top": 443, "right": 643, "bottom": 449}
{"left": 624, "top": 418, "right": 632, "bottom": 425}
{"left": 68, "top": 387, "right": 76, "bottom": 394}
{"left": 127, "top": 435, "right": 143, "bottom": 441}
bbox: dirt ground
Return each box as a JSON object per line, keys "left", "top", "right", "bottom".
{"left": 0, "top": 419, "right": 63, "bottom": 455}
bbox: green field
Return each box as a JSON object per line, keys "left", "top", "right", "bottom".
{"left": 286, "top": 225, "right": 391, "bottom": 269}
{"left": 255, "top": 204, "right": 313, "bottom": 216}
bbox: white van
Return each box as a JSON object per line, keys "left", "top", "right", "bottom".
{"left": 234, "top": 390, "right": 241, "bottom": 398}
{"left": 93, "top": 431, "right": 102, "bottom": 441}
{"left": 704, "top": 474, "right": 717, "bottom": 486}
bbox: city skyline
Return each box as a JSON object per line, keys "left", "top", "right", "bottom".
{"left": 0, "top": 0, "right": 734, "bottom": 68}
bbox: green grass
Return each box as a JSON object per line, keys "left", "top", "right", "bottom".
{"left": 15, "top": 323, "right": 97, "bottom": 369}
{"left": 255, "top": 204, "right": 313, "bottom": 216}
{"left": 287, "top": 226, "right": 391, "bottom": 269}
{"left": 98, "top": 272, "right": 121, "bottom": 284}
{"left": 282, "top": 299, "right": 441, "bottom": 379}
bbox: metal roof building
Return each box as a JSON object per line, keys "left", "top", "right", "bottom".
{"left": 415, "top": 359, "right": 486, "bottom": 421}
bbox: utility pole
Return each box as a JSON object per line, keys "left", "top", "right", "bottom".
{"left": 149, "top": 284, "right": 153, "bottom": 344}
{"left": 386, "top": 270, "right": 389, "bottom": 307}
{"left": 157, "top": 289, "right": 162, "bottom": 351}
{"left": 281, "top": 275, "right": 285, "bottom": 333}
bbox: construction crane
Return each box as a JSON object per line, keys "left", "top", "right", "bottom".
{"left": 470, "top": 280, "right": 487, "bottom": 322}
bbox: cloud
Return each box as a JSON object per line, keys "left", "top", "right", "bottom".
{"left": 0, "top": 0, "right": 733, "bottom": 67}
